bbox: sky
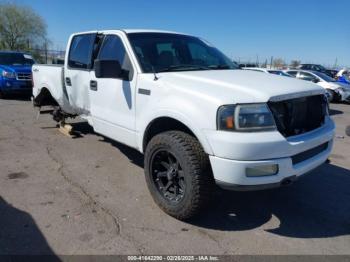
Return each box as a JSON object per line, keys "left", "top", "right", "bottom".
{"left": 7, "top": 0, "right": 350, "bottom": 67}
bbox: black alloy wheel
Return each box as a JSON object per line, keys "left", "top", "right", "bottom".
{"left": 151, "top": 149, "right": 185, "bottom": 203}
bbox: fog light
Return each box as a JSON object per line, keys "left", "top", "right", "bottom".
{"left": 246, "top": 164, "right": 278, "bottom": 177}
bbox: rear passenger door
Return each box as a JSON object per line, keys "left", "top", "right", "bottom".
{"left": 65, "top": 33, "right": 96, "bottom": 115}
{"left": 89, "top": 33, "right": 137, "bottom": 148}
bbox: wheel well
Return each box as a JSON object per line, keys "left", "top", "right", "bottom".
{"left": 143, "top": 117, "right": 196, "bottom": 151}
{"left": 34, "top": 88, "right": 58, "bottom": 107}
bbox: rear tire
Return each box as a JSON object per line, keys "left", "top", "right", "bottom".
{"left": 144, "top": 131, "right": 214, "bottom": 220}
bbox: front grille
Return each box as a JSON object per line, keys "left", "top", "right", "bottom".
{"left": 292, "top": 142, "right": 328, "bottom": 165}
{"left": 268, "top": 95, "right": 327, "bottom": 137}
{"left": 16, "top": 72, "right": 32, "bottom": 81}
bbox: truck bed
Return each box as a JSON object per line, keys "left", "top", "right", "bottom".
{"left": 32, "top": 64, "right": 75, "bottom": 114}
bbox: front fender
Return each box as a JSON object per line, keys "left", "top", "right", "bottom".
{"left": 137, "top": 97, "right": 215, "bottom": 155}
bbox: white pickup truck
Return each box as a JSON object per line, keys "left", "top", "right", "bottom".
{"left": 32, "top": 30, "right": 335, "bottom": 220}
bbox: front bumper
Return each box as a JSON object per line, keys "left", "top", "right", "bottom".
{"left": 1, "top": 79, "right": 32, "bottom": 94}
{"left": 206, "top": 118, "right": 335, "bottom": 190}
{"left": 339, "top": 90, "right": 350, "bottom": 102}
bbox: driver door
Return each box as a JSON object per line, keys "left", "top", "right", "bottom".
{"left": 89, "top": 34, "right": 137, "bottom": 148}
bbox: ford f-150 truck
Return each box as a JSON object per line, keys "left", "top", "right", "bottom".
{"left": 32, "top": 30, "right": 335, "bottom": 220}
{"left": 0, "top": 51, "right": 34, "bottom": 98}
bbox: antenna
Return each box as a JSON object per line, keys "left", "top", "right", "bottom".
{"left": 151, "top": 66, "right": 159, "bottom": 81}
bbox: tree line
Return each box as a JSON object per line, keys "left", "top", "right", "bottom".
{"left": 0, "top": 3, "right": 49, "bottom": 62}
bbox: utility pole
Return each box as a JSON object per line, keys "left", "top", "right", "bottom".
{"left": 44, "top": 41, "right": 48, "bottom": 64}
{"left": 270, "top": 56, "right": 273, "bottom": 69}
{"left": 333, "top": 58, "right": 338, "bottom": 69}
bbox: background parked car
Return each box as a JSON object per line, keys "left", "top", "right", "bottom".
{"left": 296, "top": 64, "right": 335, "bottom": 78}
{"left": 0, "top": 51, "right": 34, "bottom": 98}
{"left": 239, "top": 63, "right": 258, "bottom": 68}
{"left": 242, "top": 67, "right": 292, "bottom": 77}
{"left": 285, "top": 69, "right": 350, "bottom": 102}
{"left": 326, "top": 69, "right": 339, "bottom": 78}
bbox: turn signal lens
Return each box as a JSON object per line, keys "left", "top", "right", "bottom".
{"left": 225, "top": 116, "right": 234, "bottom": 129}
{"left": 217, "top": 105, "right": 236, "bottom": 130}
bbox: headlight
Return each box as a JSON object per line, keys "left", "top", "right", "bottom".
{"left": 217, "top": 103, "right": 276, "bottom": 131}
{"left": 2, "top": 70, "right": 16, "bottom": 79}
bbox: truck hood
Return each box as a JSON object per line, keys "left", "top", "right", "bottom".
{"left": 158, "top": 70, "right": 324, "bottom": 103}
{"left": 0, "top": 64, "right": 32, "bottom": 73}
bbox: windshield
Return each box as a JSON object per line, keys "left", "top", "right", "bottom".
{"left": 312, "top": 71, "right": 336, "bottom": 82}
{"left": 128, "top": 33, "right": 238, "bottom": 73}
{"left": 314, "top": 65, "right": 326, "bottom": 71}
{"left": 0, "top": 53, "right": 35, "bottom": 66}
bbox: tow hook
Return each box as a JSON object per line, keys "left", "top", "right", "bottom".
{"left": 281, "top": 176, "right": 297, "bottom": 186}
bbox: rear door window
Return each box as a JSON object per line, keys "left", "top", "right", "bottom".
{"left": 68, "top": 34, "right": 96, "bottom": 69}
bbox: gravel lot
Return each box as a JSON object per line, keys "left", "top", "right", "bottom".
{"left": 0, "top": 97, "right": 350, "bottom": 255}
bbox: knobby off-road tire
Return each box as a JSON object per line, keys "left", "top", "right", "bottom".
{"left": 144, "top": 131, "right": 214, "bottom": 220}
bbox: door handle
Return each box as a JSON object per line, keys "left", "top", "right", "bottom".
{"left": 65, "top": 77, "right": 72, "bottom": 86}
{"left": 90, "top": 80, "right": 98, "bottom": 91}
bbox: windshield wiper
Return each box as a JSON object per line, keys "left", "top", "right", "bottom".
{"left": 157, "top": 64, "right": 210, "bottom": 73}
{"left": 208, "top": 64, "right": 232, "bottom": 70}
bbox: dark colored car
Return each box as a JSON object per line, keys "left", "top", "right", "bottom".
{"left": 325, "top": 69, "right": 338, "bottom": 78}
{"left": 238, "top": 63, "right": 258, "bottom": 68}
{"left": 0, "top": 51, "right": 35, "bottom": 98}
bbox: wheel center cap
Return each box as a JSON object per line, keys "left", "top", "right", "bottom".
{"left": 167, "top": 167, "right": 177, "bottom": 180}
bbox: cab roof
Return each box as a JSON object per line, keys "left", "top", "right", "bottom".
{"left": 74, "top": 29, "right": 189, "bottom": 36}
{"left": 123, "top": 29, "right": 185, "bottom": 34}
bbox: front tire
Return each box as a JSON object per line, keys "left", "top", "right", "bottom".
{"left": 144, "top": 131, "right": 214, "bottom": 220}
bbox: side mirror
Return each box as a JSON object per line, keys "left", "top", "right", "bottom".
{"left": 312, "top": 78, "right": 320, "bottom": 83}
{"left": 94, "top": 59, "right": 122, "bottom": 79}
